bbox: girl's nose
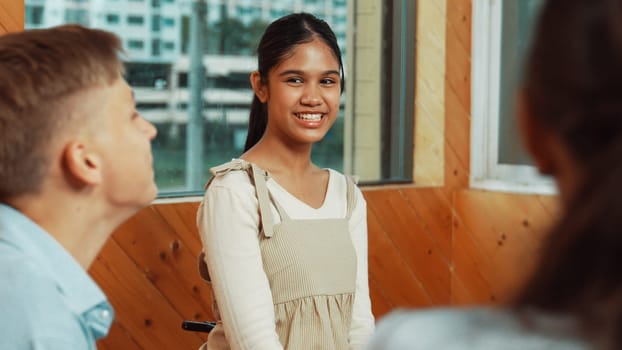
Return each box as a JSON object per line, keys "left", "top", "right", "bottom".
{"left": 300, "top": 85, "right": 322, "bottom": 106}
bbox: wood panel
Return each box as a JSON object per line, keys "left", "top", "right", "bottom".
{"left": 365, "top": 189, "right": 451, "bottom": 305}
{"left": 452, "top": 190, "right": 559, "bottom": 304}
{"left": 443, "top": 0, "right": 471, "bottom": 195}
{"left": 365, "top": 191, "right": 436, "bottom": 307}
{"left": 91, "top": 236, "right": 205, "bottom": 349}
{"left": 0, "top": 0, "right": 23, "bottom": 34}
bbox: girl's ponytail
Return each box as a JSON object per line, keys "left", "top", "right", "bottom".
{"left": 244, "top": 95, "right": 267, "bottom": 152}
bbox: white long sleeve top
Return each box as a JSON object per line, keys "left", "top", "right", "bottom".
{"left": 197, "top": 163, "right": 375, "bottom": 350}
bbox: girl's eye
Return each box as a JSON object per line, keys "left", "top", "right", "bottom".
{"left": 321, "top": 78, "right": 337, "bottom": 85}
{"left": 286, "top": 77, "right": 303, "bottom": 84}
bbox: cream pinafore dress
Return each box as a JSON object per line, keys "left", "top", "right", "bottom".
{"left": 203, "top": 160, "right": 358, "bottom": 350}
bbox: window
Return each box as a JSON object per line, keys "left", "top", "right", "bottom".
{"left": 25, "top": 5, "right": 44, "bottom": 25}
{"left": 164, "top": 41, "right": 175, "bottom": 50}
{"left": 24, "top": 0, "right": 416, "bottom": 197}
{"left": 152, "top": 39, "right": 161, "bottom": 56}
{"left": 127, "top": 39, "right": 144, "bottom": 50}
{"left": 106, "top": 13, "right": 120, "bottom": 24}
{"left": 471, "top": 0, "right": 554, "bottom": 193}
{"left": 152, "top": 14, "right": 161, "bottom": 32}
{"left": 127, "top": 15, "right": 144, "bottom": 25}
{"left": 381, "top": 0, "right": 416, "bottom": 181}
{"left": 162, "top": 17, "right": 175, "bottom": 27}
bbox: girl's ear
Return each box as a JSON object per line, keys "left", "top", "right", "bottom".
{"left": 250, "top": 70, "right": 268, "bottom": 103}
{"left": 62, "top": 140, "right": 102, "bottom": 186}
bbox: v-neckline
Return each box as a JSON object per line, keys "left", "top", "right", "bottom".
{"left": 233, "top": 158, "right": 332, "bottom": 210}
{"left": 267, "top": 168, "right": 333, "bottom": 211}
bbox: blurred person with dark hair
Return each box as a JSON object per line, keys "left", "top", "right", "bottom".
{"left": 367, "top": 0, "right": 622, "bottom": 349}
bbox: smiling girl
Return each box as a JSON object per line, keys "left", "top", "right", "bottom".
{"left": 196, "top": 13, "right": 375, "bottom": 350}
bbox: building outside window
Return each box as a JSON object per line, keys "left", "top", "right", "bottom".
{"left": 64, "top": 8, "right": 89, "bottom": 25}
{"left": 25, "top": 0, "right": 416, "bottom": 197}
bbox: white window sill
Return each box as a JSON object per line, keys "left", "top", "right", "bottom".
{"left": 470, "top": 178, "right": 557, "bottom": 195}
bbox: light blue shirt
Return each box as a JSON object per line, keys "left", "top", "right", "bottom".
{"left": 366, "top": 307, "right": 590, "bottom": 350}
{"left": 0, "top": 204, "right": 113, "bottom": 349}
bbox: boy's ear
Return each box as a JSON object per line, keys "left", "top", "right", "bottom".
{"left": 517, "top": 90, "right": 556, "bottom": 175}
{"left": 62, "top": 141, "right": 102, "bottom": 186}
{"left": 250, "top": 70, "right": 268, "bottom": 103}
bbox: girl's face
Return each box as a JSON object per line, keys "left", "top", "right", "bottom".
{"left": 254, "top": 39, "right": 342, "bottom": 147}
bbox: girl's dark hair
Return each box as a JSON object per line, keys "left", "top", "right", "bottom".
{"left": 243, "top": 12, "right": 344, "bottom": 152}
{"left": 515, "top": 0, "right": 622, "bottom": 348}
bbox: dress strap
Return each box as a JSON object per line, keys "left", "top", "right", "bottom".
{"left": 250, "top": 163, "right": 276, "bottom": 238}
{"left": 204, "top": 159, "right": 251, "bottom": 190}
{"left": 205, "top": 159, "right": 287, "bottom": 237}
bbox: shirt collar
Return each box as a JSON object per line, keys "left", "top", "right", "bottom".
{"left": 0, "top": 204, "right": 113, "bottom": 336}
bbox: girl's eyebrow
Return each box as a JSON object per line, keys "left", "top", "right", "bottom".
{"left": 278, "top": 69, "right": 340, "bottom": 77}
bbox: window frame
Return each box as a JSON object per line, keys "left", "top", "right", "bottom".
{"left": 470, "top": 0, "right": 555, "bottom": 195}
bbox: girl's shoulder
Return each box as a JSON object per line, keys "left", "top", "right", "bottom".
{"left": 204, "top": 159, "right": 255, "bottom": 192}
{"left": 209, "top": 158, "right": 252, "bottom": 177}
{"left": 324, "top": 168, "right": 365, "bottom": 210}
{"left": 324, "top": 168, "right": 359, "bottom": 186}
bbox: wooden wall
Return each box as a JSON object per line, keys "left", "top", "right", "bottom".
{"left": 2, "top": 0, "right": 559, "bottom": 349}
{"left": 0, "top": 0, "right": 22, "bottom": 34}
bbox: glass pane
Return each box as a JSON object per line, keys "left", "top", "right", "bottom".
{"left": 497, "top": 0, "right": 544, "bottom": 165}
{"left": 24, "top": 0, "right": 348, "bottom": 195}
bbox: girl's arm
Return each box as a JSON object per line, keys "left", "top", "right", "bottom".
{"left": 197, "top": 177, "right": 284, "bottom": 350}
{"left": 348, "top": 187, "right": 376, "bottom": 349}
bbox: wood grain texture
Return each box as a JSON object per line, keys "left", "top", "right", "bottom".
{"left": 0, "top": 0, "right": 23, "bottom": 34}
{"left": 413, "top": 0, "right": 446, "bottom": 186}
{"left": 452, "top": 190, "right": 559, "bottom": 304}
{"left": 365, "top": 189, "right": 451, "bottom": 305}
{"left": 443, "top": 0, "right": 471, "bottom": 194}
{"left": 91, "top": 233, "right": 206, "bottom": 349}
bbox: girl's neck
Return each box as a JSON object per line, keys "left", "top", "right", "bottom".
{"left": 242, "top": 137, "right": 316, "bottom": 176}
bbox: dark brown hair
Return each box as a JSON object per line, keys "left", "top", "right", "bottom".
{"left": 516, "top": 0, "right": 622, "bottom": 348}
{"left": 0, "top": 25, "right": 124, "bottom": 200}
{"left": 244, "top": 12, "right": 344, "bottom": 152}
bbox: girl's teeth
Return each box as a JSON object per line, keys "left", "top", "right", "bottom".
{"left": 298, "top": 113, "right": 322, "bottom": 121}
